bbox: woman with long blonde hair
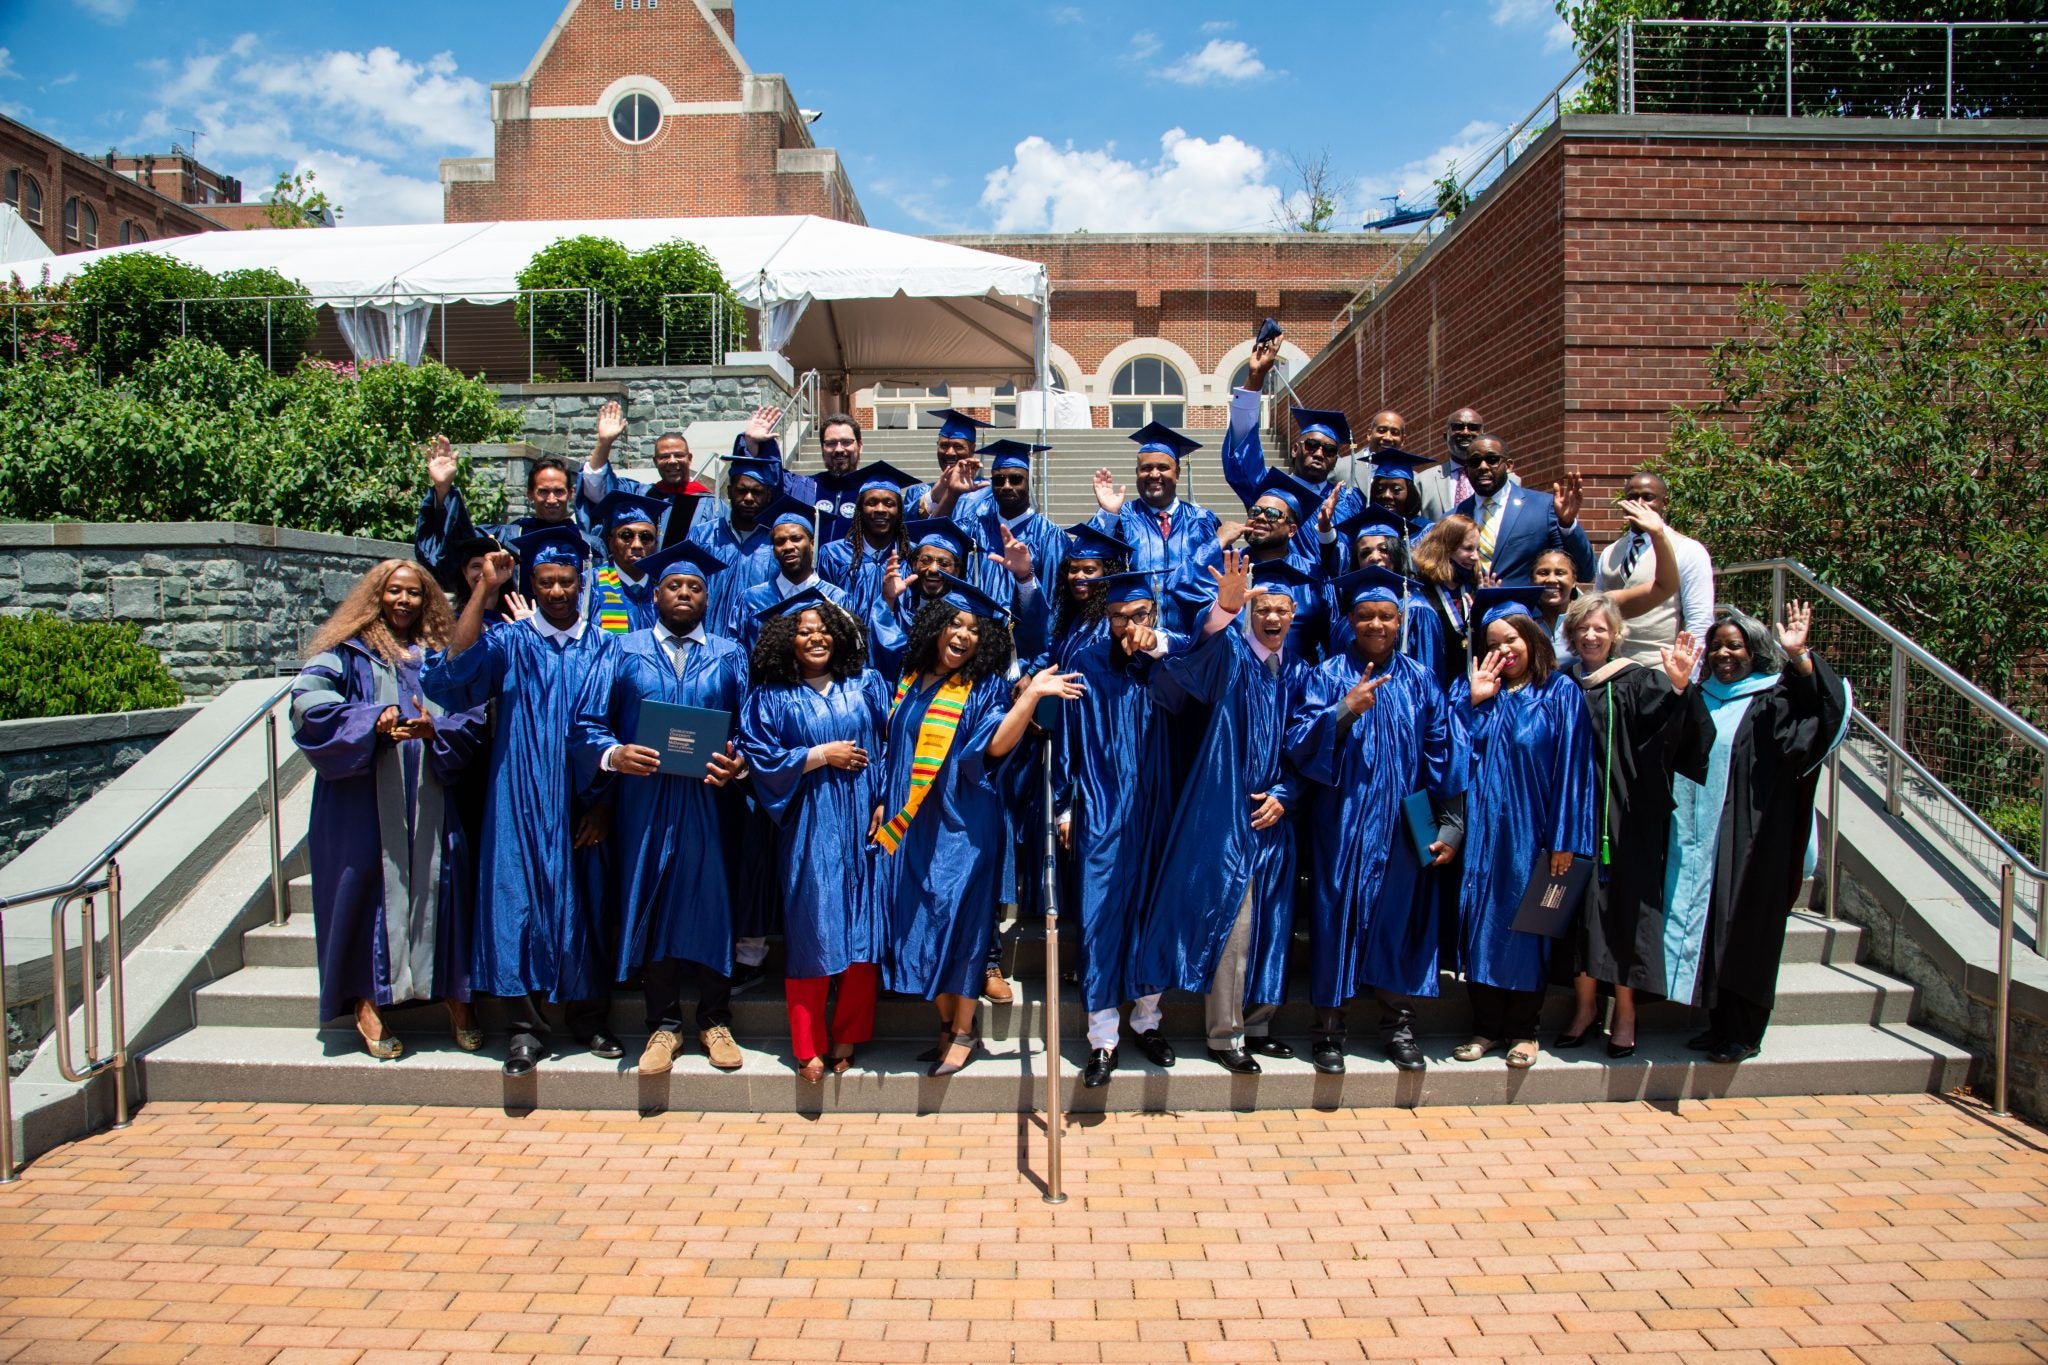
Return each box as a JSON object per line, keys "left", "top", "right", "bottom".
{"left": 1410, "top": 513, "right": 1482, "bottom": 688}
{"left": 293, "top": 559, "right": 489, "bottom": 1059}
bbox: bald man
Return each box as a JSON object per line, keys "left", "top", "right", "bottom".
{"left": 1332, "top": 410, "right": 1408, "bottom": 490}
{"left": 1415, "top": 407, "right": 1499, "bottom": 521}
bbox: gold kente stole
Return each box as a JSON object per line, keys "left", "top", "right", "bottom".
{"left": 875, "top": 671, "right": 972, "bottom": 853}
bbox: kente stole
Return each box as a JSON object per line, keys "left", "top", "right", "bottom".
{"left": 875, "top": 671, "right": 972, "bottom": 853}
{"left": 593, "top": 565, "right": 634, "bottom": 635}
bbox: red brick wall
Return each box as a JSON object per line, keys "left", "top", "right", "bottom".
{"left": 1291, "top": 126, "right": 2048, "bottom": 540}
{"left": 0, "top": 114, "right": 224, "bottom": 259}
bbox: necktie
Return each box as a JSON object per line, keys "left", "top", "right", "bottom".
{"left": 1157, "top": 509, "right": 1173, "bottom": 539}
{"left": 1477, "top": 495, "right": 1504, "bottom": 572}
{"left": 1619, "top": 532, "right": 1645, "bottom": 581}
{"left": 1452, "top": 468, "right": 1473, "bottom": 507}
{"left": 672, "top": 637, "right": 692, "bottom": 678}
{"left": 1264, "top": 652, "right": 1282, "bottom": 678}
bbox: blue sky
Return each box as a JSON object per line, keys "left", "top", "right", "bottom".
{"left": 0, "top": 0, "right": 1581, "bottom": 233}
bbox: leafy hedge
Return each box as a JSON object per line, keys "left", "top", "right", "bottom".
{"left": 0, "top": 613, "right": 183, "bottom": 721}
{"left": 58, "top": 252, "right": 319, "bottom": 378}
{"left": 0, "top": 338, "right": 520, "bottom": 540}
{"left": 515, "top": 234, "right": 744, "bottom": 376}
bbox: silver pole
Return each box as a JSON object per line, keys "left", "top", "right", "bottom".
{"left": 1887, "top": 644, "right": 1907, "bottom": 817}
{"left": 1770, "top": 564, "right": 1786, "bottom": 631}
{"left": 265, "top": 300, "right": 273, "bottom": 371}
{"left": 2037, "top": 755, "right": 2047, "bottom": 953}
{"left": 106, "top": 861, "right": 127, "bottom": 1130}
{"left": 267, "top": 712, "right": 286, "bottom": 927}
{"left": 1993, "top": 863, "right": 2014, "bottom": 1116}
{"left": 80, "top": 893, "right": 98, "bottom": 1065}
{"left": 1945, "top": 25, "right": 1955, "bottom": 120}
{"left": 1040, "top": 733, "right": 1066, "bottom": 1205}
{"left": 1785, "top": 23, "right": 1795, "bottom": 117}
{"left": 528, "top": 292, "right": 535, "bottom": 383}
{"left": 0, "top": 920, "right": 14, "bottom": 1182}
{"left": 1825, "top": 746, "right": 1843, "bottom": 920}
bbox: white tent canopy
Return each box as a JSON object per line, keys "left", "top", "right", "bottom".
{"left": 40, "top": 215, "right": 1048, "bottom": 386}
{"left": 0, "top": 204, "right": 54, "bottom": 268}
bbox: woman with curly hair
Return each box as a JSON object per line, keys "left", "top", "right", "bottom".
{"left": 872, "top": 576, "right": 1084, "bottom": 1077}
{"left": 292, "top": 559, "right": 489, "bottom": 1059}
{"left": 738, "top": 593, "right": 891, "bottom": 1082}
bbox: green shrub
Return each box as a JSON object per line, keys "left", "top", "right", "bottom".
{"left": 0, "top": 613, "right": 182, "bottom": 720}
{"left": 60, "top": 253, "right": 320, "bottom": 377}
{"left": 515, "top": 234, "right": 744, "bottom": 375}
{"left": 0, "top": 338, "right": 521, "bottom": 540}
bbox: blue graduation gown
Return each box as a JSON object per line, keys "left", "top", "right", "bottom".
{"left": 1091, "top": 498, "right": 1221, "bottom": 598}
{"left": 568, "top": 629, "right": 749, "bottom": 978}
{"left": 1325, "top": 593, "right": 1447, "bottom": 685}
{"left": 738, "top": 672, "right": 891, "bottom": 979}
{"left": 1288, "top": 650, "right": 1459, "bottom": 1004}
{"left": 1166, "top": 541, "right": 1331, "bottom": 662}
{"left": 818, "top": 536, "right": 898, "bottom": 619}
{"left": 689, "top": 515, "right": 777, "bottom": 640}
{"left": 736, "top": 576, "right": 855, "bottom": 654}
{"left": 1218, "top": 387, "right": 1363, "bottom": 565}
{"left": 1053, "top": 634, "right": 1178, "bottom": 1012}
{"left": 1451, "top": 671, "right": 1596, "bottom": 992}
{"left": 292, "top": 639, "right": 488, "bottom": 1023}
{"left": 1129, "top": 629, "right": 1309, "bottom": 1004}
{"left": 806, "top": 470, "right": 865, "bottom": 544}
{"left": 422, "top": 619, "right": 615, "bottom": 1003}
{"left": 413, "top": 492, "right": 602, "bottom": 596}
{"left": 875, "top": 672, "right": 1014, "bottom": 1000}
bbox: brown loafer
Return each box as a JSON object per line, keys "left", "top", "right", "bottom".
{"left": 700, "top": 1025, "right": 744, "bottom": 1071}
{"left": 982, "top": 970, "right": 1014, "bottom": 1004}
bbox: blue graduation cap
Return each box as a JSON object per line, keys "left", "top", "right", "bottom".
{"left": 1091, "top": 570, "right": 1156, "bottom": 605}
{"left": 1472, "top": 585, "right": 1549, "bottom": 631}
{"left": 761, "top": 494, "right": 818, "bottom": 534}
{"left": 977, "top": 439, "right": 1049, "bottom": 471}
{"left": 1333, "top": 504, "right": 1411, "bottom": 543}
{"left": 1250, "top": 558, "right": 1318, "bottom": 592}
{"left": 1128, "top": 422, "right": 1202, "bottom": 463}
{"left": 1063, "top": 522, "right": 1132, "bottom": 564}
{"left": 1368, "top": 448, "right": 1433, "bottom": 483}
{"left": 1333, "top": 565, "right": 1421, "bottom": 612}
{"left": 905, "top": 518, "right": 973, "bottom": 562}
{"left": 637, "top": 539, "right": 728, "bottom": 585}
{"left": 853, "top": 461, "right": 919, "bottom": 501}
{"left": 752, "top": 584, "right": 841, "bottom": 623}
{"left": 1292, "top": 407, "right": 1352, "bottom": 449}
{"left": 1248, "top": 467, "right": 1322, "bottom": 521}
{"left": 931, "top": 571, "right": 1011, "bottom": 624}
{"left": 723, "top": 454, "right": 782, "bottom": 489}
{"left": 592, "top": 490, "right": 666, "bottom": 535}
{"left": 511, "top": 523, "right": 591, "bottom": 596}
{"left": 927, "top": 409, "right": 992, "bottom": 443}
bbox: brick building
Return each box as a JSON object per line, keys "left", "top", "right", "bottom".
{"left": 0, "top": 114, "right": 234, "bottom": 260}
{"left": 441, "top": 0, "right": 1402, "bottom": 434}
{"left": 1288, "top": 116, "right": 2048, "bottom": 538}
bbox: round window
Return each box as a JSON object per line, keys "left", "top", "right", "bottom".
{"left": 610, "top": 92, "right": 661, "bottom": 144}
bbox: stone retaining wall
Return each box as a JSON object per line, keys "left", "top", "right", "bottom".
{"left": 0, "top": 524, "right": 412, "bottom": 698}
{"left": 0, "top": 706, "right": 202, "bottom": 870}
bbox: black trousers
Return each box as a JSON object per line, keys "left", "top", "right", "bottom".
{"left": 1312, "top": 991, "right": 1418, "bottom": 1043}
{"left": 644, "top": 957, "right": 733, "bottom": 1034}
{"left": 501, "top": 993, "right": 609, "bottom": 1044}
{"left": 1468, "top": 981, "right": 1544, "bottom": 1043}
{"left": 1708, "top": 993, "right": 1774, "bottom": 1050}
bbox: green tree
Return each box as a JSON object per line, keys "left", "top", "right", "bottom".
{"left": 1557, "top": 1, "right": 2048, "bottom": 117}
{"left": 1658, "top": 240, "right": 2047, "bottom": 851}
{"left": 262, "top": 169, "right": 339, "bottom": 228}
{"left": 515, "top": 234, "right": 744, "bottom": 376}
{"left": 58, "top": 253, "right": 320, "bottom": 377}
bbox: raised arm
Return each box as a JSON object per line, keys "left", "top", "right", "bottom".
{"left": 1605, "top": 499, "right": 1680, "bottom": 619}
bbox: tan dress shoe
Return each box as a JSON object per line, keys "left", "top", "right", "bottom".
{"left": 983, "top": 970, "right": 1014, "bottom": 1004}
{"left": 639, "top": 1029, "right": 681, "bottom": 1075}
{"left": 700, "top": 1024, "right": 744, "bottom": 1070}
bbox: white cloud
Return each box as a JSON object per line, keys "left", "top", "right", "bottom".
{"left": 1052, "top": 5, "right": 1084, "bottom": 23}
{"left": 75, "top": 0, "right": 134, "bottom": 22}
{"left": 1352, "top": 119, "right": 1506, "bottom": 218}
{"left": 1200, "top": 19, "right": 1235, "bottom": 33}
{"left": 0, "top": 50, "right": 14, "bottom": 81}
{"left": 1128, "top": 31, "right": 1162, "bottom": 62}
{"left": 980, "top": 128, "right": 1286, "bottom": 233}
{"left": 48, "top": 73, "right": 79, "bottom": 88}
{"left": 134, "top": 36, "right": 490, "bottom": 224}
{"left": 1158, "top": 38, "right": 1268, "bottom": 86}
{"left": 1490, "top": 0, "right": 1575, "bottom": 53}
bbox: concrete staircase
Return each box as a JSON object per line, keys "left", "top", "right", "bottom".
{"left": 135, "top": 875, "right": 1970, "bottom": 1113}
{"left": 802, "top": 429, "right": 1236, "bottom": 528}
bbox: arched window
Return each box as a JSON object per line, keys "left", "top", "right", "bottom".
{"left": 119, "top": 220, "right": 150, "bottom": 246}
{"left": 4, "top": 169, "right": 43, "bottom": 227}
{"left": 63, "top": 197, "right": 97, "bottom": 248}
{"left": 1110, "top": 356, "right": 1184, "bottom": 429}
{"left": 871, "top": 382, "right": 949, "bottom": 430}
{"left": 1230, "top": 354, "right": 1290, "bottom": 425}
{"left": 610, "top": 91, "right": 661, "bottom": 144}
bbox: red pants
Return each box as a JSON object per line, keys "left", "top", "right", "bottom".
{"left": 785, "top": 962, "right": 880, "bottom": 1060}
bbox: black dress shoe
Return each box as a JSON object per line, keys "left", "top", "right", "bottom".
{"left": 1554, "top": 1025, "right": 1598, "bottom": 1049}
{"left": 579, "top": 1029, "right": 625, "bottom": 1060}
{"left": 1685, "top": 1029, "right": 1721, "bottom": 1052}
{"left": 1134, "top": 1029, "right": 1176, "bottom": 1068}
{"left": 1708, "top": 1041, "right": 1760, "bottom": 1065}
{"left": 1606, "top": 1039, "right": 1636, "bottom": 1059}
{"left": 1247, "top": 1036, "right": 1293, "bottom": 1059}
{"left": 1082, "top": 1047, "right": 1118, "bottom": 1088}
{"left": 1207, "top": 1046, "right": 1261, "bottom": 1075}
{"left": 503, "top": 1033, "right": 544, "bottom": 1077}
{"left": 1310, "top": 1038, "right": 1345, "bottom": 1074}
{"left": 1385, "top": 1036, "right": 1427, "bottom": 1072}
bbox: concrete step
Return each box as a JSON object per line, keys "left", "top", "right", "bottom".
{"left": 135, "top": 1020, "right": 1972, "bottom": 1113}
{"left": 192, "top": 955, "right": 1914, "bottom": 1035}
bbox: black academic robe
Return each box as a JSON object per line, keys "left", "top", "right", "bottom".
{"left": 1565, "top": 661, "right": 1711, "bottom": 995}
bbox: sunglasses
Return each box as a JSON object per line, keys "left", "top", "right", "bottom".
{"left": 1467, "top": 452, "right": 1508, "bottom": 466}
{"left": 1448, "top": 421, "right": 1482, "bottom": 432}
{"left": 1246, "top": 505, "right": 1293, "bottom": 522}
{"left": 991, "top": 473, "right": 1029, "bottom": 486}
{"left": 1300, "top": 439, "right": 1340, "bottom": 456}
{"left": 615, "top": 528, "right": 657, "bottom": 544}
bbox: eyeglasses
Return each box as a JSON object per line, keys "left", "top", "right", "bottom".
{"left": 615, "top": 529, "right": 657, "bottom": 545}
{"left": 821, "top": 438, "right": 859, "bottom": 451}
{"left": 1246, "top": 505, "right": 1292, "bottom": 522}
{"left": 1300, "top": 439, "right": 1340, "bottom": 456}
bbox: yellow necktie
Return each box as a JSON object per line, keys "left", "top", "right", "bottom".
{"left": 1477, "top": 495, "right": 1504, "bottom": 571}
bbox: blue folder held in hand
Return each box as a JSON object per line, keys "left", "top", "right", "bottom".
{"left": 632, "top": 701, "right": 731, "bottom": 779}
{"left": 1401, "top": 791, "right": 1439, "bottom": 863}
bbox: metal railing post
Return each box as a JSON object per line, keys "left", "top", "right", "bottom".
{"left": 1993, "top": 864, "right": 2014, "bottom": 1116}
{"left": 1825, "top": 746, "right": 1843, "bottom": 919}
{"left": 1040, "top": 737, "right": 1066, "bottom": 1206}
{"left": 1785, "top": 23, "right": 1796, "bottom": 117}
{"left": 1945, "top": 24, "right": 1955, "bottom": 118}
{"left": 265, "top": 300, "right": 273, "bottom": 371}
{"left": 0, "top": 925, "right": 13, "bottom": 1182}
{"left": 267, "top": 712, "right": 286, "bottom": 927}
{"left": 1623, "top": 19, "right": 1635, "bottom": 114}
{"left": 1887, "top": 644, "right": 1907, "bottom": 816}
{"left": 105, "top": 861, "right": 127, "bottom": 1130}
{"left": 1771, "top": 564, "right": 1787, "bottom": 630}
{"left": 528, "top": 292, "right": 536, "bottom": 383}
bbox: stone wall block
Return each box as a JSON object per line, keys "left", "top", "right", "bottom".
{"left": 65, "top": 590, "right": 108, "bottom": 621}
{"left": 109, "top": 577, "right": 161, "bottom": 621}
{"left": 20, "top": 554, "right": 77, "bottom": 591}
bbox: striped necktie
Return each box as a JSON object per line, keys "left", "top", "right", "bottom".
{"left": 1619, "top": 532, "right": 1646, "bottom": 581}
{"left": 672, "top": 636, "right": 692, "bottom": 678}
{"left": 1476, "top": 494, "right": 1505, "bottom": 571}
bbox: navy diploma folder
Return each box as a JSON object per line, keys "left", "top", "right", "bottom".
{"left": 1509, "top": 855, "right": 1595, "bottom": 938}
{"left": 1401, "top": 791, "right": 1439, "bottom": 863}
{"left": 632, "top": 701, "right": 731, "bottom": 779}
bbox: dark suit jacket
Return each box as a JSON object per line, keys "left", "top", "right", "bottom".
{"left": 1454, "top": 485, "right": 1594, "bottom": 586}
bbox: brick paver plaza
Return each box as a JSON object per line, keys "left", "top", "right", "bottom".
{"left": 0, "top": 1093, "right": 2042, "bottom": 1363}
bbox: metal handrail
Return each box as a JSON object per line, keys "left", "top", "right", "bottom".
{"left": 0, "top": 679, "right": 294, "bottom": 1183}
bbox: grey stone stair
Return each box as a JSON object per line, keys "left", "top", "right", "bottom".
{"left": 139, "top": 896, "right": 1970, "bottom": 1112}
